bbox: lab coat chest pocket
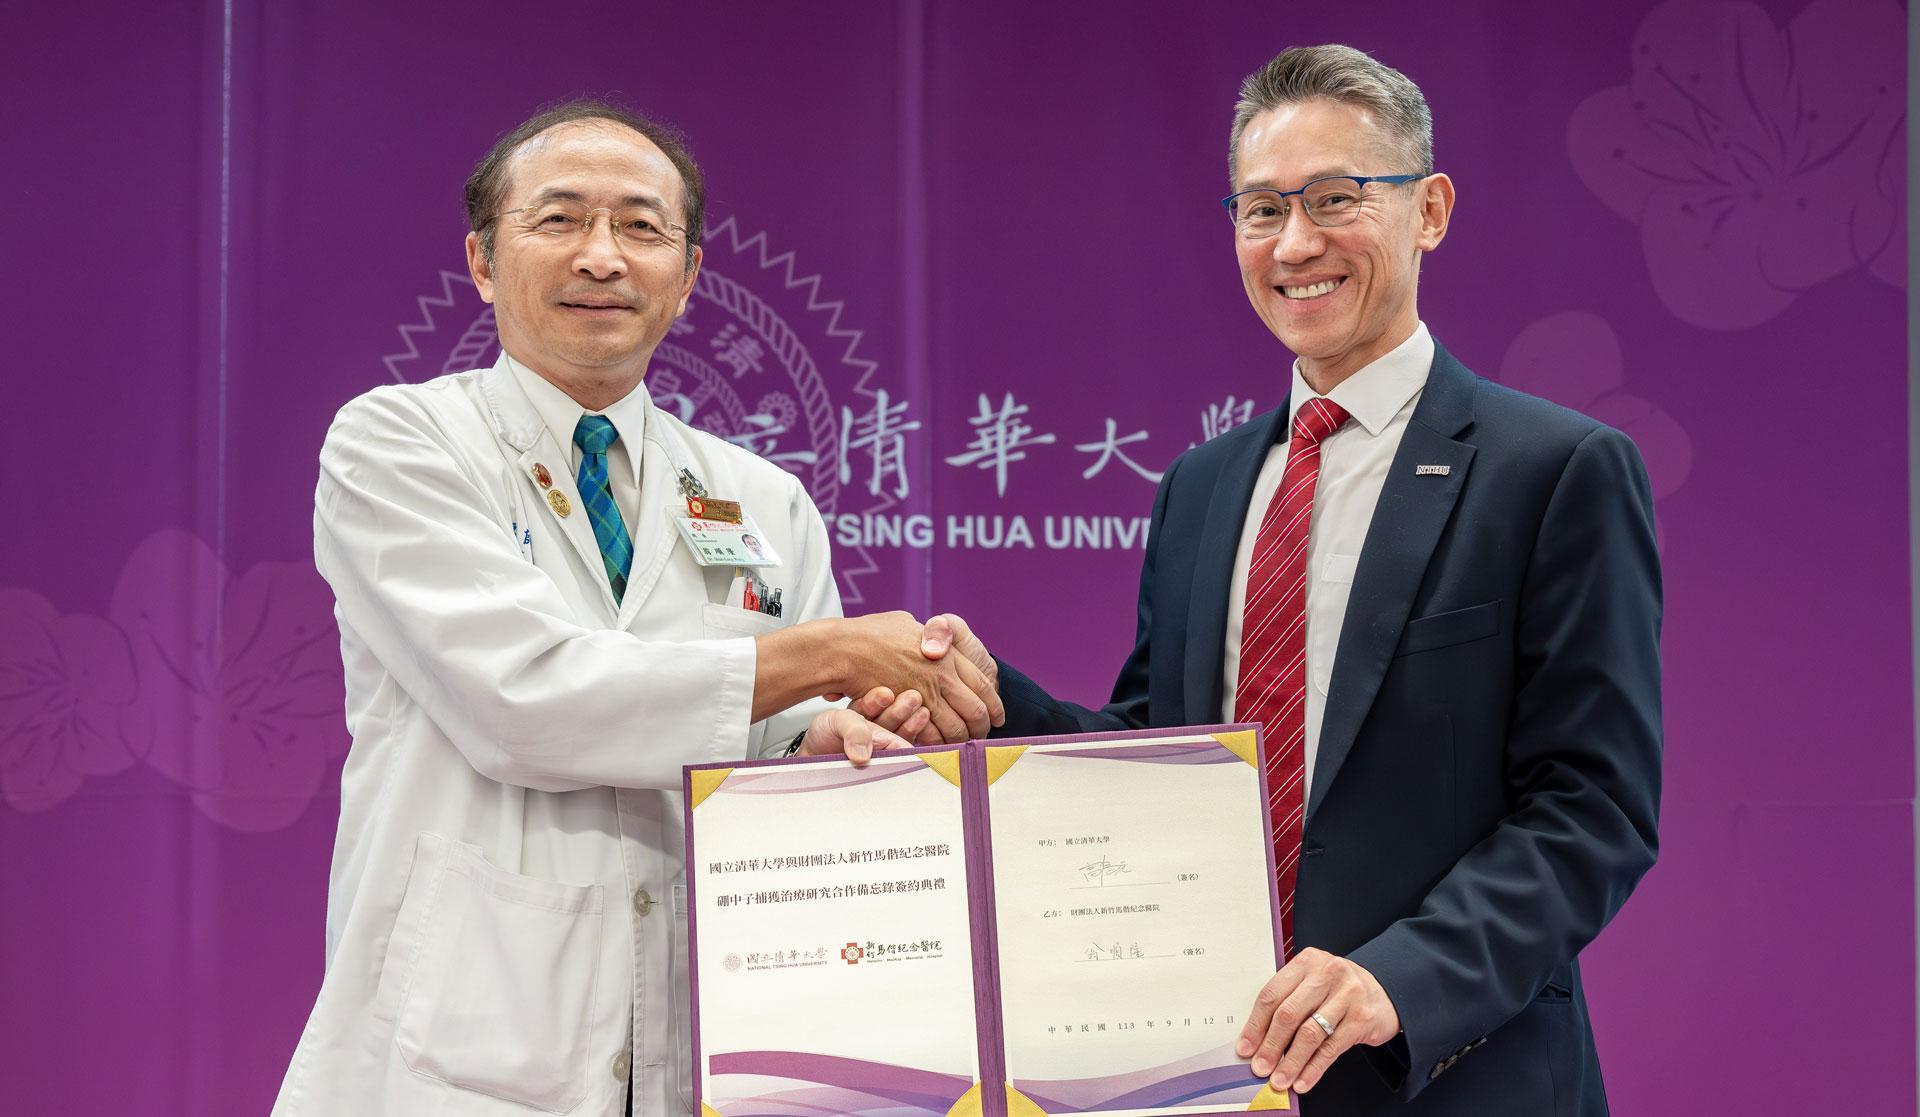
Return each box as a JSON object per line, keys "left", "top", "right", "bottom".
{"left": 392, "top": 834, "right": 604, "bottom": 1114}
{"left": 700, "top": 600, "right": 786, "bottom": 639}
{"left": 1310, "top": 553, "right": 1360, "bottom": 696}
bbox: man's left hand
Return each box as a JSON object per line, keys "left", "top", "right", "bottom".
{"left": 848, "top": 686, "right": 934, "bottom": 743}
{"left": 1237, "top": 948, "right": 1400, "bottom": 1094}
{"left": 797, "top": 708, "right": 910, "bottom": 765}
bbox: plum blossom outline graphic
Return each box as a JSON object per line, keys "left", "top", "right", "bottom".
{"left": 1568, "top": 0, "right": 1905, "bottom": 330}
{"left": 0, "top": 589, "right": 140, "bottom": 812}
{"left": 1496, "top": 311, "right": 1694, "bottom": 541}
{"left": 108, "top": 529, "right": 347, "bottom": 832}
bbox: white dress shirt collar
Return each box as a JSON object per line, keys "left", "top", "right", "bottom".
{"left": 504, "top": 352, "right": 650, "bottom": 489}
{"left": 1287, "top": 321, "right": 1434, "bottom": 438}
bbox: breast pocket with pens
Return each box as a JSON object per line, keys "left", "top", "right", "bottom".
{"left": 744, "top": 570, "right": 782, "bottom": 618}
{"left": 728, "top": 570, "right": 783, "bottom": 619}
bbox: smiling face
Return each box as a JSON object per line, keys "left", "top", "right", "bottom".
{"left": 1231, "top": 99, "right": 1452, "bottom": 392}
{"left": 465, "top": 121, "right": 700, "bottom": 409}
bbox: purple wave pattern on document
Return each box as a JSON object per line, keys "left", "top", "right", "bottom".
{"left": 1030, "top": 742, "right": 1241, "bottom": 765}
{"left": 707, "top": 1050, "right": 972, "bottom": 1117}
{"left": 1566, "top": 0, "right": 1906, "bottom": 329}
{"left": 1012, "top": 1042, "right": 1276, "bottom": 1113}
{"left": 716, "top": 761, "right": 932, "bottom": 796}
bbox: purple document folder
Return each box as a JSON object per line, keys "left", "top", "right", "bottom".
{"left": 684, "top": 724, "right": 1292, "bottom": 1117}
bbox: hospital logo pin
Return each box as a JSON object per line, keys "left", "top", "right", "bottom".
{"left": 532, "top": 463, "right": 553, "bottom": 489}
{"left": 1415, "top": 464, "right": 1452, "bottom": 476}
{"left": 546, "top": 489, "right": 573, "bottom": 517}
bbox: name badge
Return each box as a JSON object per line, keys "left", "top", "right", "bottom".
{"left": 674, "top": 513, "right": 783, "bottom": 568}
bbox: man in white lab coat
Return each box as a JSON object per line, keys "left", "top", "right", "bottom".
{"left": 273, "top": 100, "right": 999, "bottom": 1117}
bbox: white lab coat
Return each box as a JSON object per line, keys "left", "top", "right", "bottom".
{"left": 273, "top": 354, "right": 836, "bottom": 1116}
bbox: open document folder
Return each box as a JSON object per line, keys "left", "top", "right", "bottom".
{"left": 684, "top": 725, "right": 1294, "bottom": 1117}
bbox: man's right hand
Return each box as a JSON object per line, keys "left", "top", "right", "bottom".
{"left": 903, "top": 613, "right": 1000, "bottom": 745}
{"left": 918, "top": 614, "right": 996, "bottom": 683}
{"left": 753, "top": 611, "right": 1004, "bottom": 743}
{"left": 831, "top": 612, "right": 1005, "bottom": 741}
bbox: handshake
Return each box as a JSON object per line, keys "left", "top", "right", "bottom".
{"left": 752, "top": 612, "right": 1003, "bottom": 763}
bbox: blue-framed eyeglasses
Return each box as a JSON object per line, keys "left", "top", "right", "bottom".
{"left": 1222, "top": 174, "right": 1428, "bottom": 238}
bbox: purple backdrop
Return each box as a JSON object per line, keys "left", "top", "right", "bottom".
{"left": 0, "top": 0, "right": 1910, "bottom": 1113}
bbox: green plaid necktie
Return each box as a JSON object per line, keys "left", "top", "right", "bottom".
{"left": 572, "top": 415, "right": 633, "bottom": 603}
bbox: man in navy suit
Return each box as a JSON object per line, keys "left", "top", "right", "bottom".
{"left": 922, "top": 44, "right": 1660, "bottom": 1115}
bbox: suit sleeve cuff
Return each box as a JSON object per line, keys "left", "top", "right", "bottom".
{"left": 1361, "top": 1033, "right": 1410, "bottom": 1091}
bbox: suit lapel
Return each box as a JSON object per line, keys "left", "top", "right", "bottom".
{"left": 1308, "top": 345, "right": 1478, "bottom": 818}
{"left": 1184, "top": 406, "right": 1289, "bottom": 721}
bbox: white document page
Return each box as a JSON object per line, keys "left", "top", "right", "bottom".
{"left": 690, "top": 754, "right": 981, "bottom": 1116}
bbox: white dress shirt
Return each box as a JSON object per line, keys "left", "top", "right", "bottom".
{"left": 1221, "top": 323, "right": 1433, "bottom": 791}
{"left": 508, "top": 353, "right": 649, "bottom": 532}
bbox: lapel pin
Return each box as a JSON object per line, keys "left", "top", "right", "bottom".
{"left": 532, "top": 463, "right": 553, "bottom": 489}
{"left": 1415, "top": 464, "right": 1452, "bottom": 476}
{"left": 546, "top": 489, "right": 573, "bottom": 517}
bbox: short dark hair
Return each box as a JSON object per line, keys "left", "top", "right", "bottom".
{"left": 465, "top": 98, "right": 705, "bottom": 269}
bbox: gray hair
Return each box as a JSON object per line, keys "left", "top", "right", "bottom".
{"left": 1227, "top": 45, "right": 1433, "bottom": 183}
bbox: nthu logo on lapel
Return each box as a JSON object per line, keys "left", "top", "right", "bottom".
{"left": 1415, "top": 464, "right": 1452, "bottom": 476}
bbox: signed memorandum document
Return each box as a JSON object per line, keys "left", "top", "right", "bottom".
{"left": 684, "top": 726, "right": 1292, "bottom": 1117}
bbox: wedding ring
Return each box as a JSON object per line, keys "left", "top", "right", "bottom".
{"left": 1310, "top": 1011, "right": 1336, "bottom": 1036}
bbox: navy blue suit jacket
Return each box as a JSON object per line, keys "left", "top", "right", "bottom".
{"left": 993, "top": 343, "right": 1662, "bottom": 1115}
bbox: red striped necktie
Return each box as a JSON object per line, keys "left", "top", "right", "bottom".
{"left": 1233, "top": 396, "right": 1351, "bottom": 956}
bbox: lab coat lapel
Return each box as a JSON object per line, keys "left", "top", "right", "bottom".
{"left": 479, "top": 360, "right": 623, "bottom": 617}
{"left": 524, "top": 438, "right": 621, "bottom": 615}
{"left": 1308, "top": 345, "right": 1477, "bottom": 818}
{"left": 619, "top": 403, "right": 685, "bottom": 624}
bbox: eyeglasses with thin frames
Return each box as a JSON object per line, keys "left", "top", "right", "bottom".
{"left": 1222, "top": 174, "right": 1428, "bottom": 239}
{"left": 481, "top": 202, "right": 687, "bottom": 251}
